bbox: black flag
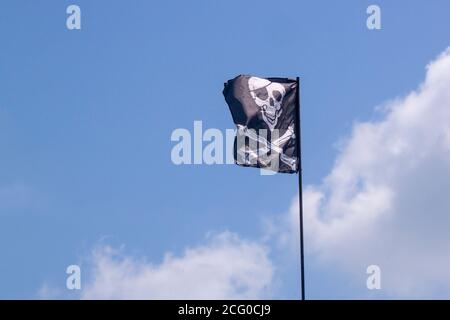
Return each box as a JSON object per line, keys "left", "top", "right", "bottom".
{"left": 223, "top": 75, "right": 299, "bottom": 173}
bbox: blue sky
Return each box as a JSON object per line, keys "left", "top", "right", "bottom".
{"left": 0, "top": 0, "right": 450, "bottom": 299}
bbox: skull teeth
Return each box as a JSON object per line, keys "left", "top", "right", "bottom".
{"left": 265, "top": 113, "right": 276, "bottom": 122}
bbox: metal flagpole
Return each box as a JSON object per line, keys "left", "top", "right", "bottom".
{"left": 294, "top": 76, "right": 306, "bottom": 300}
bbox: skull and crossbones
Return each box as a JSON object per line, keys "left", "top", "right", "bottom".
{"left": 238, "top": 77, "right": 296, "bottom": 171}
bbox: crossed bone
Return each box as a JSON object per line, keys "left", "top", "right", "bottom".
{"left": 236, "top": 124, "right": 297, "bottom": 171}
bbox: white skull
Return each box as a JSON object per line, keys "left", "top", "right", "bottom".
{"left": 248, "top": 76, "right": 286, "bottom": 131}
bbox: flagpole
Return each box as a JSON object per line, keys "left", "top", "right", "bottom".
{"left": 295, "top": 76, "right": 306, "bottom": 300}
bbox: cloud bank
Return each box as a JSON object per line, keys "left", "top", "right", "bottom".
{"left": 82, "top": 232, "right": 273, "bottom": 299}
{"left": 293, "top": 47, "right": 450, "bottom": 297}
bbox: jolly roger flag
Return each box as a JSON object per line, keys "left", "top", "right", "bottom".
{"left": 223, "top": 75, "right": 299, "bottom": 173}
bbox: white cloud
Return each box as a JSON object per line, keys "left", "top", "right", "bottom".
{"left": 38, "top": 283, "right": 62, "bottom": 300}
{"left": 81, "top": 231, "right": 274, "bottom": 299}
{"left": 284, "top": 47, "right": 450, "bottom": 297}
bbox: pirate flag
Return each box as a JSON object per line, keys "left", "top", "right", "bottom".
{"left": 223, "top": 75, "right": 299, "bottom": 173}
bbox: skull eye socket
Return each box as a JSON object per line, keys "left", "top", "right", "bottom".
{"left": 253, "top": 88, "right": 268, "bottom": 101}
{"left": 272, "top": 90, "right": 283, "bottom": 102}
